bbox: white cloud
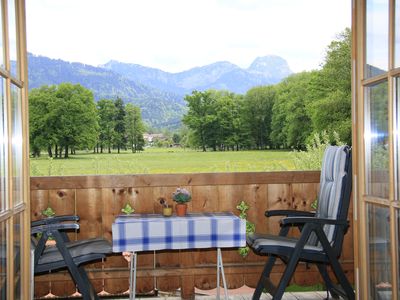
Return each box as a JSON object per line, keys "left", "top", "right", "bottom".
{"left": 26, "top": 0, "right": 350, "bottom": 73}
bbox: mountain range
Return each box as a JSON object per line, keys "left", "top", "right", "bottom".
{"left": 27, "top": 53, "right": 292, "bottom": 128}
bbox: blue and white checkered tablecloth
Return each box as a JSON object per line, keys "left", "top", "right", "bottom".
{"left": 112, "top": 212, "right": 246, "bottom": 252}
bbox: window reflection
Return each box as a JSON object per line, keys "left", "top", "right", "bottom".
{"left": 11, "top": 85, "right": 22, "bottom": 205}
{"left": 366, "top": 0, "right": 389, "bottom": 77}
{"left": 0, "top": 80, "right": 5, "bottom": 211}
{"left": 8, "top": 0, "right": 18, "bottom": 78}
{"left": 0, "top": 222, "right": 6, "bottom": 298}
{"left": 13, "top": 214, "right": 21, "bottom": 299}
{"left": 368, "top": 204, "right": 392, "bottom": 299}
{"left": 365, "top": 81, "right": 389, "bottom": 198}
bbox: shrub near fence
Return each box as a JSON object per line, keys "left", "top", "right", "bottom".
{"left": 30, "top": 171, "right": 354, "bottom": 298}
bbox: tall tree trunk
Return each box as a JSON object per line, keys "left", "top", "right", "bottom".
{"left": 65, "top": 145, "right": 69, "bottom": 158}
{"left": 55, "top": 145, "right": 58, "bottom": 158}
{"left": 47, "top": 145, "right": 53, "bottom": 158}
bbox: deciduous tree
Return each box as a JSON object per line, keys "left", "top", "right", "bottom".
{"left": 29, "top": 83, "right": 99, "bottom": 158}
{"left": 243, "top": 86, "right": 276, "bottom": 149}
{"left": 125, "top": 103, "right": 145, "bottom": 152}
{"left": 183, "top": 90, "right": 218, "bottom": 151}
{"left": 113, "top": 98, "right": 126, "bottom": 153}
{"left": 97, "top": 99, "right": 116, "bottom": 153}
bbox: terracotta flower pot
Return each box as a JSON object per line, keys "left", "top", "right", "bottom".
{"left": 175, "top": 203, "right": 187, "bottom": 216}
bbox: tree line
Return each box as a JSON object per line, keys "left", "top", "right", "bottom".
{"left": 182, "top": 28, "right": 351, "bottom": 151}
{"left": 29, "top": 84, "right": 145, "bottom": 158}
{"left": 29, "top": 28, "right": 350, "bottom": 157}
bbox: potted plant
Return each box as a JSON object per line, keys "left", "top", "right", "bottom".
{"left": 172, "top": 187, "right": 191, "bottom": 216}
{"left": 159, "top": 197, "right": 172, "bottom": 217}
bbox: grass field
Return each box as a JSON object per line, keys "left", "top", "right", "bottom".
{"left": 30, "top": 147, "right": 296, "bottom": 176}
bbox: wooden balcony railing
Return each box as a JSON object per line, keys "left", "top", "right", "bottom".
{"left": 30, "top": 171, "right": 354, "bottom": 298}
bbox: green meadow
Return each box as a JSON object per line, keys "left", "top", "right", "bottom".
{"left": 30, "top": 148, "right": 296, "bottom": 176}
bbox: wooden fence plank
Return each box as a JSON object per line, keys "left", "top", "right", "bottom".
{"left": 30, "top": 190, "right": 49, "bottom": 221}
{"left": 48, "top": 189, "right": 75, "bottom": 217}
{"left": 31, "top": 171, "right": 320, "bottom": 190}
{"left": 76, "top": 188, "right": 103, "bottom": 239}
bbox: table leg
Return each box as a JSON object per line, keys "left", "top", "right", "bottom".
{"left": 217, "top": 251, "right": 220, "bottom": 299}
{"left": 129, "top": 252, "right": 137, "bottom": 300}
{"left": 217, "top": 248, "right": 229, "bottom": 300}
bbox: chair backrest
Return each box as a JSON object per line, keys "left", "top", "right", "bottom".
{"left": 308, "top": 145, "right": 352, "bottom": 253}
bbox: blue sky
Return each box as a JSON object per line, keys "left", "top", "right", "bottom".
{"left": 26, "top": 0, "right": 351, "bottom": 73}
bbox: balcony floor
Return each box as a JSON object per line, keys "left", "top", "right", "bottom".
{"left": 112, "top": 292, "right": 328, "bottom": 299}
{"left": 107, "top": 289, "right": 328, "bottom": 300}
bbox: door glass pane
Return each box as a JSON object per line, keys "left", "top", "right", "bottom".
{"left": 396, "top": 0, "right": 400, "bottom": 67}
{"left": 0, "top": 3, "right": 4, "bottom": 69}
{"left": 13, "top": 214, "right": 21, "bottom": 299}
{"left": 11, "top": 85, "right": 22, "bottom": 205}
{"left": 367, "top": 204, "right": 392, "bottom": 299}
{"left": 0, "top": 222, "right": 6, "bottom": 297}
{"left": 0, "top": 79, "right": 5, "bottom": 211}
{"left": 366, "top": 0, "right": 389, "bottom": 77}
{"left": 8, "top": 0, "right": 18, "bottom": 78}
{"left": 365, "top": 81, "right": 389, "bottom": 198}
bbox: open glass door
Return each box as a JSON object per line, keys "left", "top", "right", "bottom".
{"left": 354, "top": 0, "right": 400, "bottom": 298}
{"left": 0, "top": 0, "right": 29, "bottom": 299}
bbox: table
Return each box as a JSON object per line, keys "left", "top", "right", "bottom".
{"left": 112, "top": 212, "right": 246, "bottom": 300}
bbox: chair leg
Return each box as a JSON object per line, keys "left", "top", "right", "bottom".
{"left": 317, "top": 263, "right": 340, "bottom": 299}
{"left": 316, "top": 228, "right": 354, "bottom": 300}
{"left": 253, "top": 256, "right": 277, "bottom": 300}
{"left": 273, "top": 252, "right": 300, "bottom": 300}
{"left": 67, "top": 264, "right": 92, "bottom": 299}
{"left": 329, "top": 257, "right": 355, "bottom": 300}
{"left": 78, "top": 265, "right": 99, "bottom": 300}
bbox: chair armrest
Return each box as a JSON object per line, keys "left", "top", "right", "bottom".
{"left": 31, "top": 215, "right": 80, "bottom": 227}
{"left": 280, "top": 217, "right": 348, "bottom": 226}
{"left": 265, "top": 210, "right": 315, "bottom": 218}
{"left": 31, "top": 223, "right": 80, "bottom": 235}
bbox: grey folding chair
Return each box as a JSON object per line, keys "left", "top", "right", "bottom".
{"left": 247, "top": 145, "right": 354, "bottom": 300}
{"left": 31, "top": 215, "right": 112, "bottom": 300}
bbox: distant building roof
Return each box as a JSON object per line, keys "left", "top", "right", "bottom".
{"left": 143, "top": 133, "right": 167, "bottom": 142}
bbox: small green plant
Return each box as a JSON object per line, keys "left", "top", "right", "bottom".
{"left": 292, "top": 131, "right": 343, "bottom": 170}
{"left": 172, "top": 187, "right": 191, "bottom": 204}
{"left": 121, "top": 203, "right": 135, "bottom": 214}
{"left": 311, "top": 198, "right": 318, "bottom": 210}
{"left": 40, "top": 207, "right": 56, "bottom": 240}
{"left": 42, "top": 206, "right": 56, "bottom": 218}
{"left": 236, "top": 200, "right": 255, "bottom": 258}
